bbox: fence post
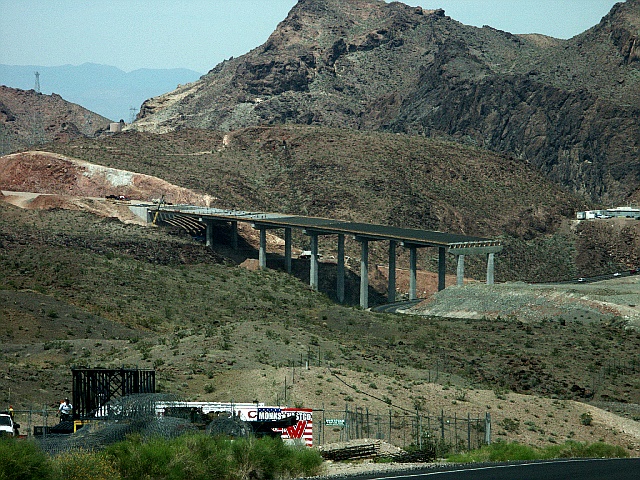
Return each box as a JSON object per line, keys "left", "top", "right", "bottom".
{"left": 344, "top": 404, "right": 349, "bottom": 442}
{"left": 467, "top": 413, "right": 471, "bottom": 451}
{"left": 367, "top": 407, "right": 371, "bottom": 438}
{"left": 322, "top": 403, "right": 325, "bottom": 446}
{"left": 485, "top": 412, "right": 491, "bottom": 445}
{"left": 454, "top": 412, "right": 457, "bottom": 451}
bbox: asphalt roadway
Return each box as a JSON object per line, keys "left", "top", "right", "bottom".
{"left": 348, "top": 458, "right": 640, "bottom": 480}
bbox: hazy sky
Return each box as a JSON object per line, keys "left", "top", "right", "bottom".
{"left": 0, "top": 1, "right": 621, "bottom": 73}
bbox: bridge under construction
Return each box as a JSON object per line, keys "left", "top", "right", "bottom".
{"left": 133, "top": 204, "right": 502, "bottom": 309}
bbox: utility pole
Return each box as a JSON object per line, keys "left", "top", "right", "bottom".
{"left": 34, "top": 71, "right": 40, "bottom": 93}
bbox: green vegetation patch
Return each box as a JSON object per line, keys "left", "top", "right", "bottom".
{"left": 0, "top": 434, "right": 323, "bottom": 480}
{"left": 447, "top": 440, "right": 629, "bottom": 463}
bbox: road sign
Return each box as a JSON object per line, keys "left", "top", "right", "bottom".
{"left": 325, "top": 418, "right": 345, "bottom": 426}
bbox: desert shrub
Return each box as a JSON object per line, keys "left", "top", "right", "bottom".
{"left": 499, "top": 417, "right": 520, "bottom": 433}
{"left": 448, "top": 441, "right": 540, "bottom": 463}
{"left": 579, "top": 412, "right": 593, "bottom": 426}
{"left": 105, "top": 434, "right": 176, "bottom": 479}
{"left": 104, "top": 433, "right": 322, "bottom": 480}
{"left": 50, "top": 451, "right": 120, "bottom": 480}
{"left": 0, "top": 437, "right": 52, "bottom": 480}
{"left": 580, "top": 442, "right": 628, "bottom": 459}
{"left": 242, "top": 435, "right": 322, "bottom": 479}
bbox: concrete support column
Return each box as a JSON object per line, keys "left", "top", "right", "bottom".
{"left": 388, "top": 241, "right": 396, "bottom": 303}
{"left": 360, "top": 239, "right": 369, "bottom": 309}
{"left": 486, "top": 252, "right": 495, "bottom": 285}
{"left": 310, "top": 233, "right": 319, "bottom": 291}
{"left": 337, "top": 234, "right": 345, "bottom": 304}
{"left": 438, "top": 246, "right": 446, "bottom": 292}
{"left": 231, "top": 221, "right": 238, "bottom": 250}
{"left": 456, "top": 254, "right": 465, "bottom": 286}
{"left": 259, "top": 227, "right": 267, "bottom": 270}
{"left": 205, "top": 220, "right": 213, "bottom": 248}
{"left": 284, "top": 227, "right": 292, "bottom": 274}
{"left": 409, "top": 246, "right": 417, "bottom": 301}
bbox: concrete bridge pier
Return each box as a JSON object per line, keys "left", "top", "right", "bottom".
{"left": 438, "top": 246, "right": 446, "bottom": 292}
{"left": 258, "top": 226, "right": 267, "bottom": 269}
{"left": 487, "top": 253, "right": 495, "bottom": 285}
{"left": 359, "top": 238, "right": 369, "bottom": 309}
{"left": 456, "top": 254, "right": 465, "bottom": 286}
{"left": 337, "top": 234, "right": 345, "bottom": 303}
{"left": 200, "top": 218, "right": 237, "bottom": 250}
{"left": 230, "top": 221, "right": 238, "bottom": 250}
{"left": 388, "top": 241, "right": 396, "bottom": 303}
{"left": 284, "top": 227, "right": 292, "bottom": 274}
{"left": 204, "top": 219, "right": 214, "bottom": 248}
{"left": 448, "top": 244, "right": 503, "bottom": 286}
{"left": 309, "top": 233, "right": 319, "bottom": 291}
{"left": 409, "top": 245, "right": 417, "bottom": 301}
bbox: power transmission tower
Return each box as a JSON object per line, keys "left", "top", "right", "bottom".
{"left": 129, "top": 106, "right": 137, "bottom": 123}
{"left": 31, "top": 71, "right": 44, "bottom": 144}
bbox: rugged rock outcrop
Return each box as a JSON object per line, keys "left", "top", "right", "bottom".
{"left": 0, "top": 86, "right": 111, "bottom": 154}
{"left": 131, "top": 0, "right": 640, "bottom": 204}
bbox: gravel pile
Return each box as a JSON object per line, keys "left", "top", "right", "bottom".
{"left": 406, "top": 282, "right": 637, "bottom": 324}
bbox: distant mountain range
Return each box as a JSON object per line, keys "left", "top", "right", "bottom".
{"left": 0, "top": 63, "right": 203, "bottom": 121}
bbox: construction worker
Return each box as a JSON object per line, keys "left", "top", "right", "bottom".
{"left": 8, "top": 405, "right": 13, "bottom": 419}
{"left": 58, "top": 398, "right": 73, "bottom": 422}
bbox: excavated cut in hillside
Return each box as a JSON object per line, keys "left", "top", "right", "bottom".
{"left": 0, "top": 150, "right": 214, "bottom": 206}
{"left": 129, "top": 0, "right": 640, "bottom": 205}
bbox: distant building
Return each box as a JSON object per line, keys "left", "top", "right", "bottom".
{"left": 108, "top": 119, "right": 126, "bottom": 133}
{"left": 576, "top": 207, "right": 640, "bottom": 220}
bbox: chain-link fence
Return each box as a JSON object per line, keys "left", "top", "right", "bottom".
{"left": 5, "top": 397, "right": 490, "bottom": 458}
{"left": 313, "top": 406, "right": 490, "bottom": 453}
{"left": 5, "top": 407, "right": 56, "bottom": 439}
{"left": 590, "top": 356, "right": 640, "bottom": 396}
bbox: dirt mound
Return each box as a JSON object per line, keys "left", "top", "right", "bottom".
{"left": 0, "top": 151, "right": 215, "bottom": 206}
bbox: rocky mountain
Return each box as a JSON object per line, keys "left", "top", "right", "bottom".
{"left": 0, "top": 86, "right": 111, "bottom": 155}
{"left": 131, "top": 0, "right": 640, "bottom": 205}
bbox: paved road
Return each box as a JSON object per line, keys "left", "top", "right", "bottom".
{"left": 352, "top": 458, "right": 640, "bottom": 480}
{"left": 371, "top": 299, "right": 424, "bottom": 314}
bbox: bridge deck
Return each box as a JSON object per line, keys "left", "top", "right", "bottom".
{"left": 154, "top": 205, "right": 500, "bottom": 249}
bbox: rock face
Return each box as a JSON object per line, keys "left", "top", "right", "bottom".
{"left": 0, "top": 86, "right": 111, "bottom": 154}
{"left": 131, "top": 0, "right": 640, "bottom": 204}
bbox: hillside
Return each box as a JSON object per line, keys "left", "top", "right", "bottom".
{"left": 1, "top": 0, "right": 639, "bottom": 459}
{"left": 25, "top": 125, "right": 617, "bottom": 283}
{"left": 1, "top": 192, "right": 640, "bottom": 455}
{"left": 129, "top": 0, "right": 640, "bottom": 205}
{"left": 0, "top": 86, "right": 111, "bottom": 155}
